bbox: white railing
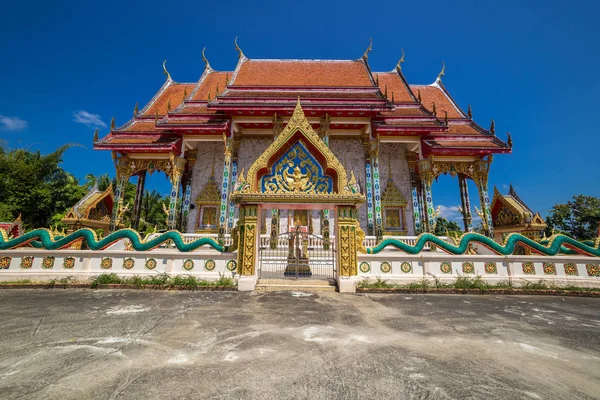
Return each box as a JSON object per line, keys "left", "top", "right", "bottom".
{"left": 143, "top": 233, "right": 233, "bottom": 249}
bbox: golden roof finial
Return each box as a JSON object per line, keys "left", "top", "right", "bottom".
{"left": 396, "top": 48, "right": 405, "bottom": 70}
{"left": 391, "top": 92, "right": 395, "bottom": 103}
{"left": 507, "top": 132, "right": 513, "bottom": 147}
{"left": 201, "top": 47, "right": 212, "bottom": 70}
{"left": 162, "top": 59, "right": 172, "bottom": 81}
{"left": 362, "top": 37, "right": 373, "bottom": 60}
{"left": 110, "top": 117, "right": 115, "bottom": 130}
{"left": 490, "top": 119, "right": 495, "bottom": 134}
{"left": 432, "top": 102, "right": 437, "bottom": 116}
{"left": 155, "top": 110, "right": 159, "bottom": 122}
{"left": 444, "top": 110, "right": 448, "bottom": 124}
{"left": 207, "top": 90, "right": 211, "bottom": 101}
{"left": 467, "top": 104, "right": 472, "bottom": 119}
{"left": 234, "top": 36, "right": 245, "bottom": 59}
{"left": 437, "top": 60, "right": 445, "bottom": 81}
{"left": 417, "top": 89, "right": 422, "bottom": 103}
{"left": 183, "top": 88, "right": 187, "bottom": 102}
{"left": 226, "top": 73, "right": 230, "bottom": 85}
{"left": 133, "top": 102, "right": 139, "bottom": 116}
{"left": 167, "top": 99, "right": 171, "bottom": 112}
{"left": 216, "top": 83, "right": 219, "bottom": 96}
{"left": 93, "top": 129, "right": 99, "bottom": 143}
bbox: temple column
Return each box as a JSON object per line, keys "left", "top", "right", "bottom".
{"left": 411, "top": 184, "right": 422, "bottom": 234}
{"left": 364, "top": 155, "right": 375, "bottom": 236}
{"left": 417, "top": 157, "right": 436, "bottom": 233}
{"left": 180, "top": 150, "right": 197, "bottom": 233}
{"left": 370, "top": 142, "right": 383, "bottom": 242}
{"left": 218, "top": 136, "right": 233, "bottom": 244}
{"left": 336, "top": 205, "right": 359, "bottom": 292}
{"left": 236, "top": 204, "right": 259, "bottom": 290}
{"left": 109, "top": 154, "right": 129, "bottom": 232}
{"left": 476, "top": 182, "right": 494, "bottom": 238}
{"left": 458, "top": 173, "right": 473, "bottom": 232}
{"left": 407, "top": 152, "right": 421, "bottom": 235}
{"left": 167, "top": 157, "right": 186, "bottom": 231}
{"left": 131, "top": 171, "right": 146, "bottom": 231}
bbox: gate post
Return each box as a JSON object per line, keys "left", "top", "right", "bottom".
{"left": 335, "top": 205, "right": 360, "bottom": 293}
{"left": 237, "top": 204, "right": 259, "bottom": 291}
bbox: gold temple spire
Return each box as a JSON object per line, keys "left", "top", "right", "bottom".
{"left": 183, "top": 88, "right": 187, "bottom": 102}
{"left": 432, "top": 102, "right": 437, "bottom": 116}
{"left": 436, "top": 61, "right": 445, "bottom": 82}
{"left": 155, "top": 110, "right": 159, "bottom": 122}
{"left": 133, "top": 102, "right": 139, "bottom": 116}
{"left": 444, "top": 110, "right": 448, "bottom": 125}
{"left": 417, "top": 89, "right": 422, "bottom": 103}
{"left": 395, "top": 48, "right": 405, "bottom": 71}
{"left": 167, "top": 99, "right": 171, "bottom": 112}
{"left": 110, "top": 117, "right": 115, "bottom": 130}
{"left": 362, "top": 37, "right": 373, "bottom": 60}
{"left": 93, "top": 129, "right": 99, "bottom": 143}
{"left": 201, "top": 47, "right": 212, "bottom": 70}
{"left": 467, "top": 104, "right": 472, "bottom": 119}
{"left": 234, "top": 37, "right": 245, "bottom": 59}
{"left": 490, "top": 119, "right": 495, "bottom": 134}
{"left": 507, "top": 132, "right": 512, "bottom": 147}
{"left": 162, "top": 60, "right": 172, "bottom": 81}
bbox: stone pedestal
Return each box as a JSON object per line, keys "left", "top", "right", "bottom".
{"left": 337, "top": 276, "right": 359, "bottom": 293}
{"left": 237, "top": 275, "right": 257, "bottom": 291}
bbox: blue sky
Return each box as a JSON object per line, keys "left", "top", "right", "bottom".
{"left": 1, "top": 0, "right": 598, "bottom": 223}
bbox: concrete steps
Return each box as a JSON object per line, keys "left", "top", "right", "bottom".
{"left": 256, "top": 278, "right": 337, "bottom": 292}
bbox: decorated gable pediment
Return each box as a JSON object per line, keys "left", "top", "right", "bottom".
{"left": 262, "top": 141, "right": 332, "bottom": 194}
{"left": 233, "top": 100, "right": 364, "bottom": 205}
{"left": 381, "top": 179, "right": 407, "bottom": 206}
{"left": 195, "top": 176, "right": 221, "bottom": 205}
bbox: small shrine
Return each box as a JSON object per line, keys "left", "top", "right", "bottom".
{"left": 491, "top": 185, "right": 547, "bottom": 245}
{"left": 194, "top": 164, "right": 221, "bottom": 233}
{"left": 61, "top": 184, "right": 118, "bottom": 236}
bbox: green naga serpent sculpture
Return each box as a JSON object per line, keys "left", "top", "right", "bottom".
{"left": 0, "top": 228, "right": 232, "bottom": 253}
{"left": 366, "top": 232, "right": 600, "bottom": 257}
{"left": 1, "top": 228, "right": 599, "bottom": 257}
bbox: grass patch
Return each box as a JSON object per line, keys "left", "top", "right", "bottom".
{"left": 0, "top": 279, "right": 32, "bottom": 285}
{"left": 89, "top": 273, "right": 236, "bottom": 289}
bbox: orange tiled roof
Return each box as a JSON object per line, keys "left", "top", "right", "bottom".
{"left": 192, "top": 71, "right": 230, "bottom": 101}
{"left": 104, "top": 136, "right": 178, "bottom": 145}
{"left": 379, "top": 107, "right": 430, "bottom": 117}
{"left": 410, "top": 84, "right": 464, "bottom": 119}
{"left": 142, "top": 83, "right": 195, "bottom": 116}
{"left": 121, "top": 121, "right": 160, "bottom": 133}
{"left": 446, "top": 123, "right": 486, "bottom": 135}
{"left": 233, "top": 60, "right": 373, "bottom": 87}
{"left": 373, "top": 72, "right": 415, "bottom": 103}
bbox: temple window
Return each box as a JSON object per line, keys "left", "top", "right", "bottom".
{"left": 194, "top": 175, "right": 221, "bottom": 233}
{"left": 381, "top": 179, "right": 408, "bottom": 235}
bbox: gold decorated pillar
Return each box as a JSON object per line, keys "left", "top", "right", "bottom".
{"left": 474, "top": 156, "right": 494, "bottom": 238}
{"left": 236, "top": 204, "right": 259, "bottom": 276}
{"left": 167, "top": 156, "right": 186, "bottom": 231}
{"left": 335, "top": 205, "right": 359, "bottom": 277}
{"left": 110, "top": 153, "right": 130, "bottom": 232}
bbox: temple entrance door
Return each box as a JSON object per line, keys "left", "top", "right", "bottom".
{"left": 258, "top": 226, "right": 336, "bottom": 280}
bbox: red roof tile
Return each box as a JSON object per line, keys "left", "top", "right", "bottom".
{"left": 142, "top": 83, "right": 195, "bottom": 116}
{"left": 410, "top": 85, "right": 464, "bottom": 119}
{"left": 233, "top": 60, "right": 373, "bottom": 87}
{"left": 192, "top": 71, "right": 230, "bottom": 101}
{"left": 373, "top": 72, "right": 415, "bottom": 103}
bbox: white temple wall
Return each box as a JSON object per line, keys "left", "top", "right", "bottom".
{"left": 188, "top": 141, "right": 223, "bottom": 233}
{"left": 379, "top": 143, "right": 415, "bottom": 235}
{"left": 329, "top": 137, "right": 367, "bottom": 231}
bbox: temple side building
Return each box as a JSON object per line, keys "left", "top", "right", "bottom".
{"left": 94, "top": 43, "right": 511, "bottom": 243}
{"left": 491, "top": 185, "right": 547, "bottom": 244}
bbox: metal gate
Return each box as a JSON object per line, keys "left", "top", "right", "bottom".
{"left": 259, "top": 228, "right": 336, "bottom": 279}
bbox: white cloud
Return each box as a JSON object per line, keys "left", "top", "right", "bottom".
{"left": 73, "top": 110, "right": 107, "bottom": 128}
{"left": 0, "top": 115, "right": 28, "bottom": 131}
{"left": 438, "top": 205, "right": 461, "bottom": 220}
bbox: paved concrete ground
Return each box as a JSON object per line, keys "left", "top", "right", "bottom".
{"left": 0, "top": 290, "right": 599, "bottom": 400}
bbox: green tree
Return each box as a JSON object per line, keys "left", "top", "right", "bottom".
{"left": 0, "top": 144, "right": 86, "bottom": 229}
{"left": 546, "top": 195, "right": 600, "bottom": 240}
{"left": 434, "top": 217, "right": 462, "bottom": 236}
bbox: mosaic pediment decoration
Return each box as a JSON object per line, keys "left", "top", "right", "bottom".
{"left": 491, "top": 186, "right": 547, "bottom": 236}
{"left": 261, "top": 141, "right": 332, "bottom": 194}
{"left": 381, "top": 179, "right": 408, "bottom": 206}
{"left": 241, "top": 100, "right": 361, "bottom": 203}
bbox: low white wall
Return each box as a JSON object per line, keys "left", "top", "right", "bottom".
{"left": 0, "top": 249, "right": 238, "bottom": 282}
{"left": 358, "top": 253, "right": 600, "bottom": 288}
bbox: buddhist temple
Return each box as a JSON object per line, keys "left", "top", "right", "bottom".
{"left": 94, "top": 41, "right": 512, "bottom": 246}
